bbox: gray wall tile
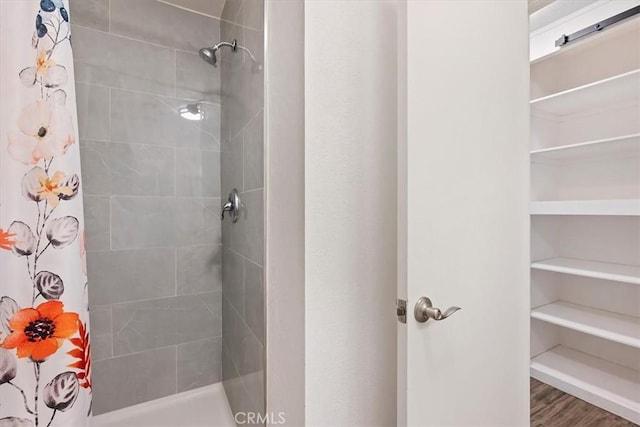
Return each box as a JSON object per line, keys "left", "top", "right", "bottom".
{"left": 244, "top": 259, "right": 263, "bottom": 344}
{"left": 220, "top": 0, "right": 265, "bottom": 415}
{"left": 72, "top": 25, "right": 175, "bottom": 96}
{"left": 220, "top": 19, "right": 244, "bottom": 65}
{"left": 200, "top": 103, "right": 222, "bottom": 141}
{"left": 110, "top": 0, "right": 220, "bottom": 53}
{"left": 244, "top": 27, "right": 265, "bottom": 66}
{"left": 88, "top": 248, "right": 176, "bottom": 306}
{"left": 176, "top": 149, "right": 220, "bottom": 197}
{"left": 161, "top": 0, "right": 226, "bottom": 19}
{"left": 221, "top": 0, "right": 243, "bottom": 24}
{"left": 222, "top": 339, "right": 238, "bottom": 382}
{"left": 69, "top": 0, "right": 109, "bottom": 31}
{"left": 220, "top": 102, "right": 230, "bottom": 145}
{"left": 111, "top": 89, "right": 219, "bottom": 150}
{"left": 222, "top": 249, "right": 243, "bottom": 313}
{"left": 222, "top": 294, "right": 243, "bottom": 365}
{"left": 89, "top": 305, "right": 112, "bottom": 362}
{"left": 243, "top": 112, "right": 263, "bottom": 191}
{"left": 176, "top": 51, "right": 222, "bottom": 103}
{"left": 177, "top": 338, "right": 223, "bottom": 392}
{"left": 222, "top": 357, "right": 247, "bottom": 418}
{"left": 220, "top": 21, "right": 263, "bottom": 141}
{"left": 230, "top": 190, "right": 263, "bottom": 265}
{"left": 242, "top": 0, "right": 264, "bottom": 32}
{"left": 113, "top": 292, "right": 221, "bottom": 355}
{"left": 222, "top": 66, "right": 248, "bottom": 140}
{"left": 81, "top": 140, "right": 176, "bottom": 196}
{"left": 221, "top": 132, "right": 243, "bottom": 195}
{"left": 72, "top": 0, "right": 227, "bottom": 413}
{"left": 222, "top": 295, "right": 255, "bottom": 376}
{"left": 237, "top": 330, "right": 263, "bottom": 383}
{"left": 111, "top": 197, "right": 220, "bottom": 249}
{"left": 222, "top": 296, "right": 264, "bottom": 420}
{"left": 83, "top": 195, "right": 110, "bottom": 251}
{"left": 92, "top": 347, "right": 177, "bottom": 414}
{"left": 242, "top": 368, "right": 265, "bottom": 417}
{"left": 75, "top": 83, "right": 110, "bottom": 141}
{"left": 177, "top": 245, "right": 222, "bottom": 295}
{"left": 242, "top": 69, "right": 264, "bottom": 131}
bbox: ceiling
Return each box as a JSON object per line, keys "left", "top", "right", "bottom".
{"left": 159, "top": 0, "right": 226, "bottom": 19}
{"left": 529, "top": 0, "right": 555, "bottom": 15}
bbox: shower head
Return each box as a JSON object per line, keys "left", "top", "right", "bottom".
{"left": 199, "top": 39, "right": 262, "bottom": 71}
{"left": 199, "top": 40, "right": 245, "bottom": 68}
{"left": 199, "top": 46, "right": 219, "bottom": 67}
{"left": 199, "top": 40, "right": 236, "bottom": 68}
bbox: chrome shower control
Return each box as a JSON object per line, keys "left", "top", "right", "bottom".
{"left": 414, "top": 297, "right": 461, "bottom": 323}
{"left": 222, "top": 189, "right": 240, "bottom": 223}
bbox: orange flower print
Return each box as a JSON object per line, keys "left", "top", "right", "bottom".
{"left": 0, "top": 229, "right": 16, "bottom": 251}
{"left": 19, "top": 48, "right": 68, "bottom": 88}
{"left": 3, "top": 301, "right": 79, "bottom": 361}
{"left": 37, "top": 171, "right": 73, "bottom": 207}
{"left": 35, "top": 49, "right": 56, "bottom": 78}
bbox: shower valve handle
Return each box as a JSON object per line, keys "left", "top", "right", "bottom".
{"left": 221, "top": 189, "right": 240, "bottom": 223}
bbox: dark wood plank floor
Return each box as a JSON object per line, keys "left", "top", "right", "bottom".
{"left": 531, "top": 378, "right": 638, "bottom": 427}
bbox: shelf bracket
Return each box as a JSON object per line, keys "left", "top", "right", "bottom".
{"left": 555, "top": 5, "right": 640, "bottom": 47}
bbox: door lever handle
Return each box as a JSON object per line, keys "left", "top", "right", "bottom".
{"left": 414, "top": 297, "right": 461, "bottom": 323}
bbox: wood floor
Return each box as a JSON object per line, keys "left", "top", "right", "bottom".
{"left": 530, "top": 379, "right": 638, "bottom": 427}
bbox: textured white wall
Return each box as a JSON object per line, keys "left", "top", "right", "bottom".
{"left": 265, "top": 1, "right": 305, "bottom": 425}
{"left": 305, "top": 1, "right": 398, "bottom": 425}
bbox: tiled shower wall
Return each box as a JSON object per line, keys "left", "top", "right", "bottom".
{"left": 69, "top": 0, "right": 223, "bottom": 414}
{"left": 220, "top": 0, "right": 266, "bottom": 418}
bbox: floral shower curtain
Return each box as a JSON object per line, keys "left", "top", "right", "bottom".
{"left": 0, "top": 1, "right": 91, "bottom": 426}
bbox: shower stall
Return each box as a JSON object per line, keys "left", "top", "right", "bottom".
{"left": 68, "top": 0, "right": 265, "bottom": 423}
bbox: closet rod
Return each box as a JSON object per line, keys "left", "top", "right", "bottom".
{"left": 555, "top": 5, "right": 640, "bottom": 47}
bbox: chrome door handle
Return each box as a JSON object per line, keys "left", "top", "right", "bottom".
{"left": 414, "top": 297, "right": 461, "bottom": 323}
{"left": 222, "top": 189, "right": 240, "bottom": 223}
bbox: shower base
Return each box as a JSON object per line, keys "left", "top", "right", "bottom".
{"left": 93, "top": 383, "right": 235, "bottom": 427}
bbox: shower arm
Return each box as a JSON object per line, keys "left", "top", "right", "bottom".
{"left": 215, "top": 40, "right": 237, "bottom": 51}
{"left": 213, "top": 40, "right": 258, "bottom": 64}
{"left": 236, "top": 44, "right": 258, "bottom": 64}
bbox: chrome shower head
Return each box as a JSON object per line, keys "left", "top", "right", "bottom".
{"left": 199, "top": 40, "right": 240, "bottom": 68}
{"left": 199, "top": 46, "right": 218, "bottom": 67}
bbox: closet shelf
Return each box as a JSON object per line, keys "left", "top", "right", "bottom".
{"left": 531, "top": 346, "right": 640, "bottom": 424}
{"left": 530, "top": 199, "right": 640, "bottom": 216}
{"left": 531, "top": 258, "right": 640, "bottom": 285}
{"left": 530, "top": 134, "right": 640, "bottom": 161}
{"left": 530, "top": 69, "right": 640, "bottom": 117}
{"left": 531, "top": 301, "right": 640, "bottom": 349}
{"left": 531, "top": 14, "right": 640, "bottom": 64}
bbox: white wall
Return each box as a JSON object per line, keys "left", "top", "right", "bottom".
{"left": 265, "top": 1, "right": 305, "bottom": 425}
{"left": 305, "top": 1, "right": 398, "bottom": 426}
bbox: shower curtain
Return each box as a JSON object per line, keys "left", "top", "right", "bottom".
{"left": 0, "top": 1, "right": 91, "bottom": 426}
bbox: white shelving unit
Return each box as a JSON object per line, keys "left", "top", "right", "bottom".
{"left": 531, "top": 346, "right": 640, "bottom": 424}
{"left": 531, "top": 258, "right": 640, "bottom": 285}
{"left": 529, "top": 4, "right": 640, "bottom": 423}
{"left": 530, "top": 199, "right": 640, "bottom": 216}
{"left": 531, "top": 69, "right": 640, "bottom": 117}
{"left": 532, "top": 301, "right": 640, "bottom": 348}
{"left": 530, "top": 134, "right": 640, "bottom": 161}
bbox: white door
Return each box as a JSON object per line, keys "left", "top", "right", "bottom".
{"left": 398, "top": 1, "right": 530, "bottom": 426}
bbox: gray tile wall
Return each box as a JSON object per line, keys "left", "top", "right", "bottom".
{"left": 220, "top": 0, "right": 266, "bottom": 420}
{"left": 70, "top": 0, "right": 223, "bottom": 415}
